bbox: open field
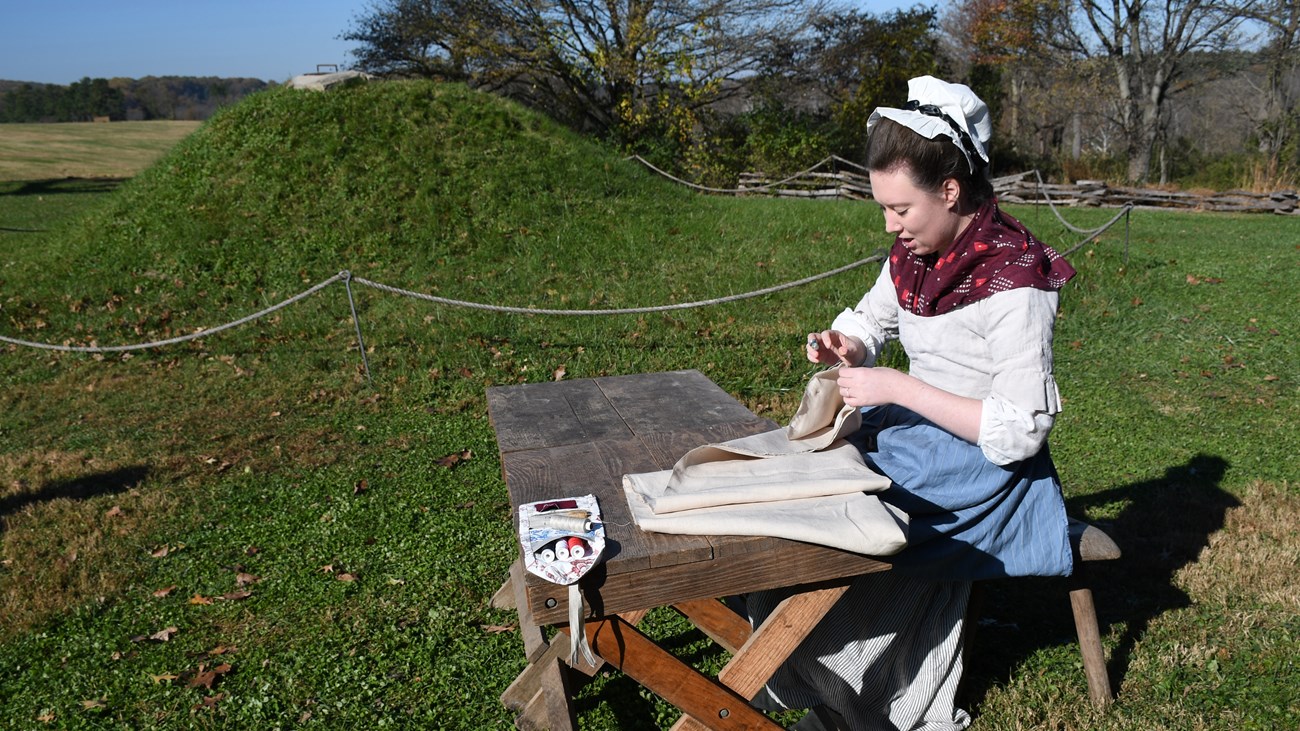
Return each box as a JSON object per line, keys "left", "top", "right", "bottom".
{"left": 0, "top": 82, "right": 1297, "bottom": 729}
{"left": 0, "top": 120, "right": 201, "bottom": 182}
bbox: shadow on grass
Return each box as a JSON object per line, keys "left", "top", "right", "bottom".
{"left": 0, "top": 465, "right": 150, "bottom": 521}
{"left": 0, "top": 177, "right": 128, "bottom": 197}
{"left": 964, "top": 453, "right": 1235, "bottom": 708}
{"left": 559, "top": 454, "right": 1234, "bottom": 727}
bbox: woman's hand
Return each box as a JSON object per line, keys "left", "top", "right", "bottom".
{"left": 835, "top": 366, "right": 901, "bottom": 408}
{"left": 806, "top": 330, "right": 866, "bottom": 367}
{"left": 837, "top": 367, "right": 985, "bottom": 444}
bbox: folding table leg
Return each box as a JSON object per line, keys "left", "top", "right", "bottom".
{"left": 674, "top": 598, "right": 753, "bottom": 655}
{"left": 671, "top": 585, "right": 849, "bottom": 731}
{"left": 501, "top": 559, "right": 579, "bottom": 730}
{"left": 719, "top": 585, "right": 849, "bottom": 700}
{"left": 567, "top": 616, "right": 783, "bottom": 730}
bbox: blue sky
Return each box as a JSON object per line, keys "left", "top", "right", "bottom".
{"left": 0, "top": 1, "right": 922, "bottom": 85}
{"left": 2, "top": 0, "right": 371, "bottom": 84}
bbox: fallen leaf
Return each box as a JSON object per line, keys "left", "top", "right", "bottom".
{"left": 244, "top": 545, "right": 260, "bottom": 556}
{"left": 436, "top": 449, "right": 473, "bottom": 469}
{"left": 81, "top": 697, "right": 106, "bottom": 710}
{"left": 105, "top": 505, "right": 124, "bottom": 518}
{"left": 149, "top": 542, "right": 184, "bottom": 558}
{"left": 192, "top": 692, "right": 225, "bottom": 710}
{"left": 36, "top": 711, "right": 55, "bottom": 723}
{"left": 150, "top": 626, "right": 179, "bottom": 642}
{"left": 150, "top": 673, "right": 178, "bottom": 684}
{"left": 457, "top": 366, "right": 473, "bottom": 378}
{"left": 235, "top": 572, "right": 260, "bottom": 587}
{"left": 320, "top": 564, "right": 335, "bottom": 574}
{"left": 152, "top": 586, "right": 176, "bottom": 598}
{"left": 206, "top": 645, "right": 236, "bottom": 656}
{"left": 186, "top": 663, "right": 232, "bottom": 690}
{"left": 1186, "top": 274, "right": 1202, "bottom": 285}
{"left": 553, "top": 365, "right": 567, "bottom": 381}
{"left": 220, "top": 589, "right": 252, "bottom": 601}
{"left": 189, "top": 594, "right": 213, "bottom": 606}
{"left": 1264, "top": 374, "right": 1279, "bottom": 381}
{"left": 480, "top": 623, "right": 517, "bottom": 634}
{"left": 336, "top": 573, "right": 357, "bottom": 582}
{"left": 353, "top": 479, "right": 369, "bottom": 495}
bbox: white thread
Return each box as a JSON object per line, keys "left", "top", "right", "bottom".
{"left": 532, "top": 513, "right": 594, "bottom": 533}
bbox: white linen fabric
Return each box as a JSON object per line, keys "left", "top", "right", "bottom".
{"left": 832, "top": 265, "right": 1061, "bottom": 465}
{"left": 622, "top": 369, "right": 908, "bottom": 556}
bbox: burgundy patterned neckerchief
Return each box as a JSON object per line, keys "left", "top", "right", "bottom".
{"left": 889, "top": 199, "right": 1076, "bottom": 317}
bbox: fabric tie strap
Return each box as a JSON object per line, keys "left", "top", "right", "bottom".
{"left": 902, "top": 100, "right": 985, "bottom": 170}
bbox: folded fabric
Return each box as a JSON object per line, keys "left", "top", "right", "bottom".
{"left": 622, "top": 368, "right": 909, "bottom": 556}
{"left": 625, "top": 470, "right": 908, "bottom": 555}
{"left": 646, "top": 439, "right": 890, "bottom": 514}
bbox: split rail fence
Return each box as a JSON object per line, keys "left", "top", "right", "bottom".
{"left": 737, "top": 167, "right": 1299, "bottom": 215}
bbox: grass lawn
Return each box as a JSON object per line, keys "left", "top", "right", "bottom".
{"left": 0, "top": 82, "right": 1297, "bottom": 729}
{"left": 0, "top": 120, "right": 201, "bottom": 182}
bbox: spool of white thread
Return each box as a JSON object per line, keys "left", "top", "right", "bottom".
{"left": 532, "top": 513, "right": 594, "bottom": 533}
{"left": 554, "top": 540, "right": 571, "bottom": 562}
{"left": 538, "top": 548, "right": 556, "bottom": 563}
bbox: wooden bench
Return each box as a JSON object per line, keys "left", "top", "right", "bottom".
{"left": 1062, "top": 517, "right": 1122, "bottom": 707}
{"left": 487, "top": 370, "right": 1120, "bottom": 729}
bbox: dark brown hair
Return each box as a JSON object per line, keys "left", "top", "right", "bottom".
{"left": 865, "top": 117, "right": 994, "bottom": 206}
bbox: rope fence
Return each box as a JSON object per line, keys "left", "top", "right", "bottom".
{"left": 631, "top": 156, "right": 1134, "bottom": 260}
{"left": 2, "top": 164, "right": 1133, "bottom": 380}
{"left": 0, "top": 255, "right": 890, "bottom": 381}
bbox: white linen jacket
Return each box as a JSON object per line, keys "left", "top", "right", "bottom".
{"left": 831, "top": 264, "right": 1063, "bottom": 465}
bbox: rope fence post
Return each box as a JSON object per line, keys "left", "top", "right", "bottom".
{"left": 1124, "top": 207, "right": 1131, "bottom": 265}
{"left": 341, "top": 270, "right": 373, "bottom": 384}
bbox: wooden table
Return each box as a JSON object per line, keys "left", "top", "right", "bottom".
{"left": 487, "top": 370, "right": 892, "bottom": 730}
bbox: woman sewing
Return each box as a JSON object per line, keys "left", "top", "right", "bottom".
{"left": 749, "top": 76, "right": 1078, "bottom": 730}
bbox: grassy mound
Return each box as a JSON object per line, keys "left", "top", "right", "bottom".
{"left": 12, "top": 79, "right": 883, "bottom": 378}
{"left": 71, "top": 81, "right": 692, "bottom": 286}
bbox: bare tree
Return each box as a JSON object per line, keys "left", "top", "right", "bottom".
{"left": 342, "top": 0, "right": 824, "bottom": 143}
{"left": 1056, "top": 0, "right": 1258, "bottom": 183}
{"left": 1247, "top": 0, "right": 1300, "bottom": 164}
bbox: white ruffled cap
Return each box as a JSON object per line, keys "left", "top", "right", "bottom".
{"left": 868, "top": 76, "right": 992, "bottom": 172}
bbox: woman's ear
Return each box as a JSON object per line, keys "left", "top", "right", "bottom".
{"left": 942, "top": 177, "right": 962, "bottom": 208}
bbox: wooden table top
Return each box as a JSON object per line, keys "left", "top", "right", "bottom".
{"left": 487, "top": 369, "right": 890, "bottom": 625}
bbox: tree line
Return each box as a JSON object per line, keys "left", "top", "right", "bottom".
{"left": 340, "top": 0, "right": 1300, "bottom": 189}
{"left": 0, "top": 76, "right": 269, "bottom": 123}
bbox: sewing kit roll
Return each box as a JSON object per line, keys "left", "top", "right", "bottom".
{"left": 517, "top": 494, "right": 606, "bottom": 667}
